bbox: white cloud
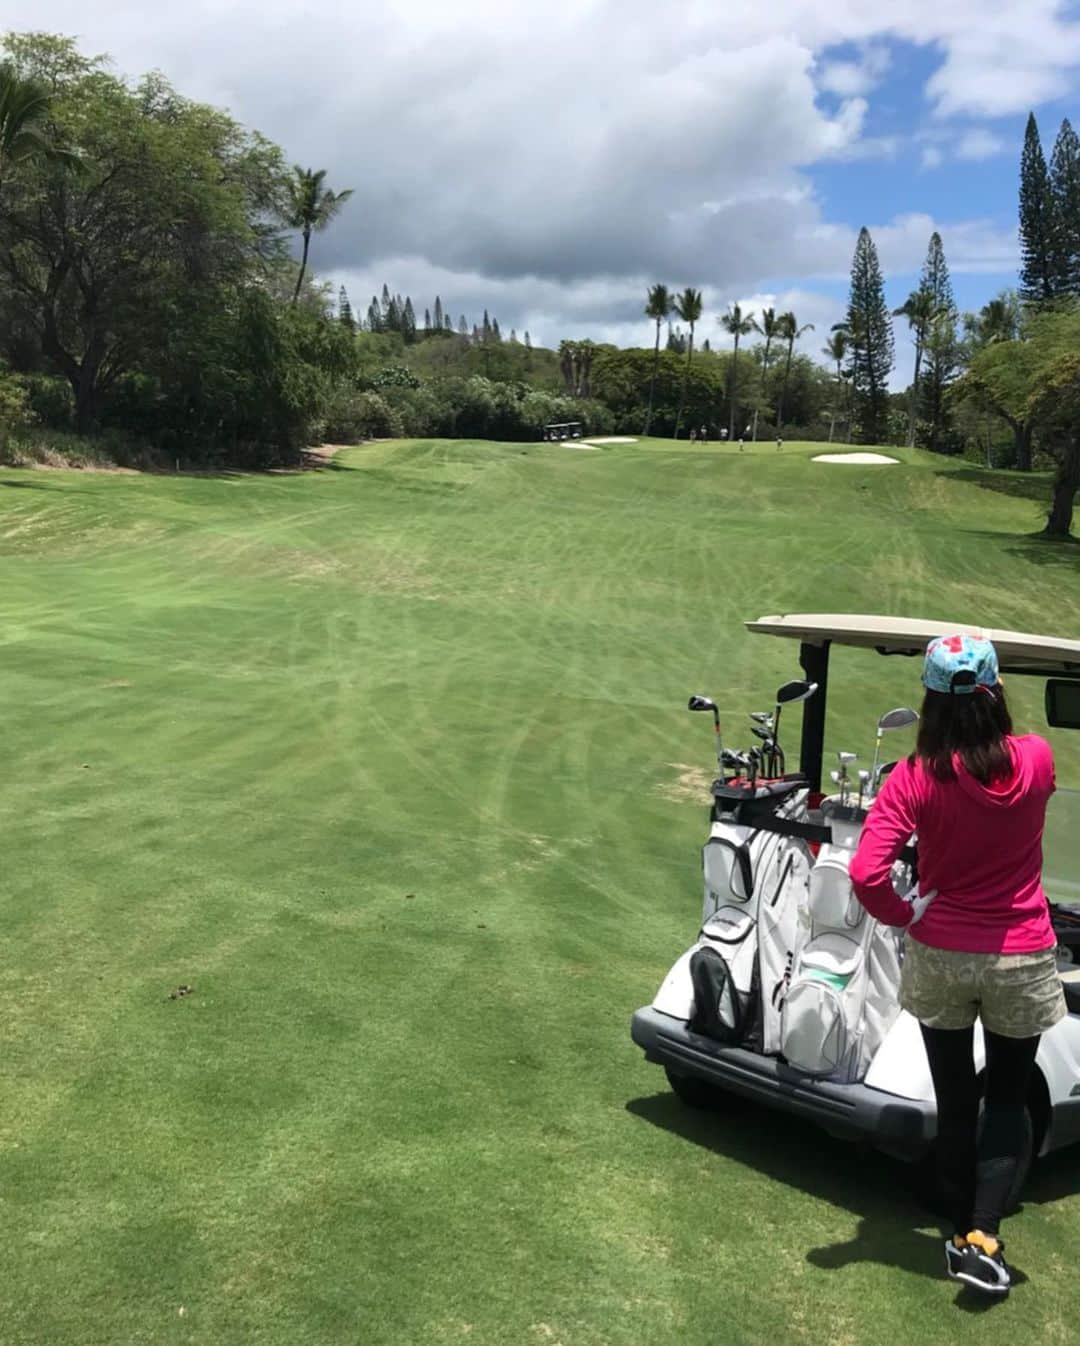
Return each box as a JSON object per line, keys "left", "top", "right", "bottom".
{"left": 7, "top": 1, "right": 1057, "bottom": 353}
{"left": 921, "top": 146, "right": 945, "bottom": 170}
{"left": 955, "top": 128, "right": 1008, "bottom": 160}
{"left": 817, "top": 44, "right": 892, "bottom": 97}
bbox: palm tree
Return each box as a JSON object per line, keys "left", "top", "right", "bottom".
{"left": 892, "top": 288, "right": 936, "bottom": 448}
{"left": 750, "top": 307, "right": 781, "bottom": 440}
{"left": 973, "top": 293, "right": 1021, "bottom": 346}
{"left": 822, "top": 331, "right": 849, "bottom": 442}
{"left": 672, "top": 287, "right": 703, "bottom": 439}
{"left": 284, "top": 166, "right": 354, "bottom": 304}
{"left": 0, "top": 61, "right": 80, "bottom": 191}
{"left": 643, "top": 284, "right": 672, "bottom": 435}
{"left": 775, "top": 312, "right": 815, "bottom": 433}
{"left": 720, "top": 303, "right": 754, "bottom": 442}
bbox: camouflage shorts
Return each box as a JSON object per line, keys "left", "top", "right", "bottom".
{"left": 901, "top": 939, "right": 1067, "bottom": 1038}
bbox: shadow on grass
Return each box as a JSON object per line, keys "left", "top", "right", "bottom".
{"left": 937, "top": 468, "right": 1053, "bottom": 507}
{"left": 956, "top": 528, "right": 1080, "bottom": 570}
{"left": 625, "top": 1088, "right": 1073, "bottom": 1300}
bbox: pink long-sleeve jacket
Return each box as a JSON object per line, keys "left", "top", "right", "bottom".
{"left": 849, "top": 735, "right": 1057, "bottom": 954}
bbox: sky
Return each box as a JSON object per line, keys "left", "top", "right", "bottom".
{"left": 6, "top": 1, "right": 1080, "bottom": 375}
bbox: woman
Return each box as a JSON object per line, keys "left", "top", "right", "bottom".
{"left": 850, "top": 632, "right": 1066, "bottom": 1297}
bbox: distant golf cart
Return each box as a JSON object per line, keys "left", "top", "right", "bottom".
{"left": 542, "top": 421, "right": 583, "bottom": 441}
{"left": 631, "top": 614, "right": 1080, "bottom": 1178}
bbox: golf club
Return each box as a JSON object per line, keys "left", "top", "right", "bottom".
{"left": 857, "top": 769, "right": 871, "bottom": 810}
{"left": 688, "top": 694, "right": 724, "bottom": 779}
{"left": 869, "top": 707, "right": 919, "bottom": 796}
{"left": 836, "top": 750, "right": 857, "bottom": 806}
{"left": 772, "top": 680, "right": 819, "bottom": 780}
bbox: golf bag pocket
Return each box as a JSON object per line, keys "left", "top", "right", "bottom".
{"left": 702, "top": 832, "right": 753, "bottom": 923}
{"left": 780, "top": 934, "right": 864, "bottom": 1077}
{"left": 807, "top": 853, "right": 864, "bottom": 931}
{"left": 688, "top": 945, "right": 745, "bottom": 1045}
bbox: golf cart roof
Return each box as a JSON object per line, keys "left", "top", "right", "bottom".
{"left": 746, "top": 614, "right": 1080, "bottom": 676}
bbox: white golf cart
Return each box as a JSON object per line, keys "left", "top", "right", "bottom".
{"left": 631, "top": 614, "right": 1080, "bottom": 1175}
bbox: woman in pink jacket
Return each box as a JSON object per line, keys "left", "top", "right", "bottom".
{"left": 850, "top": 632, "right": 1066, "bottom": 1297}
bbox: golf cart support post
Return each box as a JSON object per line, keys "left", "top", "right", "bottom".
{"left": 746, "top": 614, "right": 1080, "bottom": 793}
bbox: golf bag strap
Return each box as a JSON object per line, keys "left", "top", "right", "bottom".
{"left": 743, "top": 811, "right": 918, "bottom": 870}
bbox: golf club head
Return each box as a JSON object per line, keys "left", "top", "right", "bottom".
{"left": 750, "top": 711, "right": 773, "bottom": 725}
{"left": 751, "top": 726, "right": 772, "bottom": 742}
{"left": 830, "top": 770, "right": 842, "bottom": 784}
{"left": 776, "top": 679, "right": 819, "bottom": 706}
{"left": 858, "top": 770, "right": 871, "bottom": 785}
{"left": 837, "top": 751, "right": 858, "bottom": 764}
{"left": 688, "top": 695, "right": 717, "bottom": 714}
{"left": 878, "top": 706, "right": 919, "bottom": 731}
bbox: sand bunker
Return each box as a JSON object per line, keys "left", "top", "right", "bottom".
{"left": 566, "top": 442, "right": 601, "bottom": 450}
{"left": 587, "top": 436, "right": 638, "bottom": 444}
{"left": 812, "top": 452, "right": 899, "bottom": 465}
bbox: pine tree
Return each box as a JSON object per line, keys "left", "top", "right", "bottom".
{"left": 473, "top": 323, "right": 481, "bottom": 342}
{"left": 918, "top": 232, "right": 959, "bottom": 453}
{"left": 402, "top": 297, "right": 417, "bottom": 343}
{"left": 1050, "top": 118, "right": 1080, "bottom": 295}
{"left": 444, "top": 313, "right": 453, "bottom": 332}
{"left": 846, "top": 227, "right": 894, "bottom": 444}
{"left": 702, "top": 337, "right": 711, "bottom": 352}
{"left": 1020, "top": 113, "right": 1062, "bottom": 303}
{"left": 386, "top": 296, "right": 401, "bottom": 331}
{"left": 424, "top": 307, "right": 431, "bottom": 333}
{"left": 524, "top": 331, "right": 532, "bottom": 367}
{"left": 482, "top": 309, "right": 492, "bottom": 341}
{"left": 338, "top": 286, "right": 355, "bottom": 332}
{"left": 367, "top": 297, "right": 382, "bottom": 333}
{"left": 433, "top": 295, "right": 444, "bottom": 331}
{"left": 509, "top": 329, "right": 518, "bottom": 343}
{"left": 492, "top": 318, "right": 502, "bottom": 342}
{"left": 459, "top": 315, "right": 469, "bottom": 337}
{"left": 381, "top": 283, "right": 392, "bottom": 321}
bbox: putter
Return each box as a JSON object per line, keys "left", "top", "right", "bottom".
{"left": 869, "top": 707, "right": 919, "bottom": 797}
{"left": 688, "top": 695, "right": 724, "bottom": 779}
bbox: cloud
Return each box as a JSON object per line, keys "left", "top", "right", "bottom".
{"left": 955, "top": 128, "right": 1008, "bottom": 160}
{"left": 9, "top": 0, "right": 1057, "bottom": 360}
{"left": 921, "top": 146, "right": 945, "bottom": 171}
{"left": 817, "top": 44, "right": 892, "bottom": 97}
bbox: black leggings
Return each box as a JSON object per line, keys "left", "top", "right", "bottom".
{"left": 921, "top": 1023, "right": 1040, "bottom": 1237}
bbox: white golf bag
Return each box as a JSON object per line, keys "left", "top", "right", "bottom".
{"left": 690, "top": 784, "right": 812, "bottom": 1053}
{"left": 780, "top": 810, "right": 905, "bottom": 1082}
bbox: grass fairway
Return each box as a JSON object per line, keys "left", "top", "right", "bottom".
{"left": 1, "top": 437, "right": 1078, "bottom": 1346}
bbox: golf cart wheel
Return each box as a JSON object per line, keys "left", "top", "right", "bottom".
{"left": 664, "top": 1066, "right": 722, "bottom": 1110}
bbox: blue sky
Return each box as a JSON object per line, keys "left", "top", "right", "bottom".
{"left": 11, "top": 1, "right": 1080, "bottom": 364}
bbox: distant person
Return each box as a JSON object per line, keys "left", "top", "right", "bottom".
{"left": 776, "top": 435, "right": 784, "bottom": 451}
{"left": 737, "top": 436, "right": 744, "bottom": 451}
{"left": 699, "top": 425, "right": 709, "bottom": 444}
{"left": 689, "top": 428, "right": 697, "bottom": 443}
{"left": 851, "top": 634, "right": 1065, "bottom": 1298}
{"left": 720, "top": 428, "right": 729, "bottom": 442}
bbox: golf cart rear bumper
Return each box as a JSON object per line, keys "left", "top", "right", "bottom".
{"left": 631, "top": 1007, "right": 935, "bottom": 1160}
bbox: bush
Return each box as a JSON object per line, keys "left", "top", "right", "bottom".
{"left": 21, "top": 373, "right": 74, "bottom": 428}
{"left": 0, "top": 371, "right": 34, "bottom": 462}
{"left": 348, "top": 391, "right": 402, "bottom": 439}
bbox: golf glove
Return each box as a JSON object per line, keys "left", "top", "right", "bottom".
{"left": 902, "top": 883, "right": 937, "bottom": 926}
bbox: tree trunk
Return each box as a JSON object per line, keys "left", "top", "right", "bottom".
{"left": 643, "top": 320, "right": 661, "bottom": 435}
{"left": 1044, "top": 439, "right": 1080, "bottom": 537}
{"left": 777, "top": 340, "right": 795, "bottom": 432}
{"left": 674, "top": 328, "right": 694, "bottom": 439}
{"left": 292, "top": 228, "right": 312, "bottom": 304}
{"left": 1015, "top": 423, "right": 1033, "bottom": 472}
{"left": 752, "top": 337, "right": 771, "bottom": 441}
{"left": 907, "top": 337, "right": 923, "bottom": 448}
{"left": 728, "top": 336, "right": 739, "bottom": 442}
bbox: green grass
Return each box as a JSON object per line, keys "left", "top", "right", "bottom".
{"left": 0, "top": 436, "right": 1078, "bottom": 1346}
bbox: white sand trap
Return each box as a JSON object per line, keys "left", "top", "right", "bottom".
{"left": 813, "top": 452, "right": 899, "bottom": 465}
{"left": 566, "top": 441, "right": 600, "bottom": 450}
{"left": 587, "top": 436, "right": 638, "bottom": 444}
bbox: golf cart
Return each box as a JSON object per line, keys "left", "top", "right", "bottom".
{"left": 631, "top": 614, "right": 1080, "bottom": 1173}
